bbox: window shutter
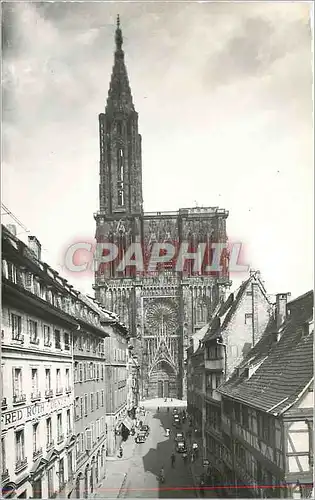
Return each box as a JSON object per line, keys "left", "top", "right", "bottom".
{"left": 85, "top": 429, "right": 92, "bottom": 451}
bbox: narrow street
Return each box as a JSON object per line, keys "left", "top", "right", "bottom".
{"left": 121, "top": 400, "right": 196, "bottom": 498}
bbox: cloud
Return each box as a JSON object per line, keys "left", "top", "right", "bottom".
{"left": 2, "top": 1, "right": 313, "bottom": 298}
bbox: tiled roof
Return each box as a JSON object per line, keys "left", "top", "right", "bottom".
{"left": 218, "top": 290, "right": 314, "bottom": 415}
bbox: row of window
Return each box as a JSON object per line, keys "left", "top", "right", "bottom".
{"left": 234, "top": 440, "right": 277, "bottom": 495}
{"left": 76, "top": 418, "right": 106, "bottom": 457}
{"left": 3, "top": 260, "right": 102, "bottom": 328}
{"left": 205, "top": 404, "right": 220, "bottom": 430}
{"left": 9, "top": 311, "right": 70, "bottom": 349}
{"left": 223, "top": 399, "right": 276, "bottom": 446}
{"left": 75, "top": 334, "right": 104, "bottom": 356}
{"left": 74, "top": 391, "right": 105, "bottom": 419}
{"left": 6, "top": 366, "right": 71, "bottom": 406}
{"left": 1, "top": 410, "right": 72, "bottom": 475}
{"left": 74, "top": 361, "right": 104, "bottom": 383}
{"left": 205, "top": 345, "right": 223, "bottom": 360}
{"left": 205, "top": 373, "right": 222, "bottom": 391}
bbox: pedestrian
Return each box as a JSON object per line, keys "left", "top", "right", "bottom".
{"left": 171, "top": 452, "right": 176, "bottom": 468}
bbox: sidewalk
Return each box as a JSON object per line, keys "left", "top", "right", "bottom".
{"left": 94, "top": 412, "right": 148, "bottom": 499}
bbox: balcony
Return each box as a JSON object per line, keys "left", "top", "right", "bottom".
{"left": 2, "top": 397, "right": 7, "bottom": 409}
{"left": 33, "top": 447, "right": 43, "bottom": 461}
{"left": 205, "top": 359, "right": 224, "bottom": 371}
{"left": 45, "top": 389, "right": 53, "bottom": 398}
{"left": 56, "top": 388, "right": 63, "bottom": 396}
{"left": 31, "top": 391, "right": 41, "bottom": 402}
{"left": 13, "top": 393, "right": 26, "bottom": 405}
{"left": 44, "top": 341, "right": 52, "bottom": 347}
{"left": 57, "top": 434, "right": 64, "bottom": 445}
{"left": 46, "top": 439, "right": 54, "bottom": 451}
{"left": 65, "top": 387, "right": 72, "bottom": 394}
{"left": 2, "top": 469, "right": 9, "bottom": 482}
{"left": 15, "top": 457, "right": 28, "bottom": 473}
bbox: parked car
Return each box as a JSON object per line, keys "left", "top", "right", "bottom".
{"left": 174, "top": 432, "right": 184, "bottom": 442}
{"left": 176, "top": 440, "right": 187, "bottom": 453}
{"left": 140, "top": 424, "right": 150, "bottom": 436}
{"left": 135, "top": 431, "right": 146, "bottom": 444}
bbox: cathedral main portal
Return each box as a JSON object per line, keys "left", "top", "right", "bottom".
{"left": 142, "top": 297, "right": 180, "bottom": 399}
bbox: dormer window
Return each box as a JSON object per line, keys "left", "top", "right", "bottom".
{"left": 302, "top": 321, "right": 313, "bottom": 337}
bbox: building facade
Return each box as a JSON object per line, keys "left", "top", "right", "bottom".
{"left": 186, "top": 325, "right": 208, "bottom": 432}
{"left": 126, "top": 339, "right": 141, "bottom": 420}
{"left": 72, "top": 295, "right": 110, "bottom": 499}
{"left": 187, "top": 271, "right": 272, "bottom": 486}
{"left": 103, "top": 320, "right": 130, "bottom": 456}
{"left": 93, "top": 18, "right": 231, "bottom": 400}
{"left": 218, "top": 290, "right": 314, "bottom": 498}
{"left": 1, "top": 225, "right": 117, "bottom": 500}
{"left": 201, "top": 271, "right": 272, "bottom": 484}
{"left": 1, "top": 226, "right": 76, "bottom": 499}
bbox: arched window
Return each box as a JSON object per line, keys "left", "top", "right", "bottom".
{"left": 196, "top": 299, "right": 208, "bottom": 323}
{"left": 117, "top": 148, "right": 124, "bottom": 207}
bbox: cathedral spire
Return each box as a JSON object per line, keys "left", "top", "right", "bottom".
{"left": 106, "top": 16, "right": 135, "bottom": 114}
{"left": 115, "top": 14, "right": 123, "bottom": 51}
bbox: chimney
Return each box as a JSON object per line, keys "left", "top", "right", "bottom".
{"left": 6, "top": 224, "right": 17, "bottom": 236}
{"left": 275, "top": 293, "right": 291, "bottom": 329}
{"left": 250, "top": 269, "right": 261, "bottom": 280}
{"left": 28, "top": 235, "right": 42, "bottom": 260}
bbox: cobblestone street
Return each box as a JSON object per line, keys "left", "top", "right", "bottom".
{"left": 94, "top": 399, "right": 219, "bottom": 498}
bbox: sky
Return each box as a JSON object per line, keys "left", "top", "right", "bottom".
{"left": 2, "top": 1, "right": 314, "bottom": 300}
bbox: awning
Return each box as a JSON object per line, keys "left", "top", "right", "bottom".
{"left": 122, "top": 416, "right": 134, "bottom": 431}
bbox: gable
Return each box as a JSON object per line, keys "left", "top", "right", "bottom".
{"left": 291, "top": 380, "right": 314, "bottom": 411}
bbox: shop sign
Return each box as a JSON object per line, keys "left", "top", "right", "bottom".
{"left": 1, "top": 396, "right": 72, "bottom": 430}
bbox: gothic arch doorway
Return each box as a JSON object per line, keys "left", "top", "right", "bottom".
{"left": 149, "top": 360, "right": 177, "bottom": 399}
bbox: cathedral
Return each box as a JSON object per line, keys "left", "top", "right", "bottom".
{"left": 94, "top": 17, "right": 231, "bottom": 400}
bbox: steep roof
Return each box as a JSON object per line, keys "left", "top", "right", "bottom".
{"left": 202, "top": 271, "right": 269, "bottom": 343}
{"left": 106, "top": 16, "right": 135, "bottom": 114}
{"left": 218, "top": 290, "right": 314, "bottom": 415}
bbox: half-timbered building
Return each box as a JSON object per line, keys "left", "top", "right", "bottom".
{"left": 218, "top": 290, "right": 314, "bottom": 498}
{"left": 198, "top": 270, "right": 272, "bottom": 489}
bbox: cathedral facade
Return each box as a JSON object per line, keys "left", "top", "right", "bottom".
{"left": 94, "top": 18, "right": 231, "bottom": 400}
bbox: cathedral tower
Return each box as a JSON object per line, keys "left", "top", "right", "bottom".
{"left": 98, "top": 16, "right": 143, "bottom": 215}
{"left": 94, "top": 18, "right": 231, "bottom": 401}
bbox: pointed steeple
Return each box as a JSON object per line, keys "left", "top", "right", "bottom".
{"left": 106, "top": 16, "right": 135, "bottom": 114}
